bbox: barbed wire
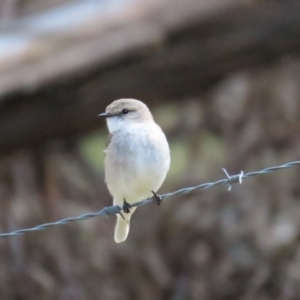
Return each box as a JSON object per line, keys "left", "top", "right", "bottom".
{"left": 0, "top": 160, "right": 299, "bottom": 238}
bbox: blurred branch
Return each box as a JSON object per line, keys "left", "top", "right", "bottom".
{"left": 0, "top": 0, "right": 18, "bottom": 23}
{"left": 0, "top": 0, "right": 235, "bottom": 97}
{"left": 1, "top": 0, "right": 300, "bottom": 153}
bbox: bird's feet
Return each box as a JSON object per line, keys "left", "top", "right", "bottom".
{"left": 152, "top": 191, "right": 162, "bottom": 205}
{"left": 123, "top": 199, "right": 132, "bottom": 214}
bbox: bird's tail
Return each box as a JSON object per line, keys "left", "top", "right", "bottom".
{"left": 114, "top": 207, "right": 137, "bottom": 243}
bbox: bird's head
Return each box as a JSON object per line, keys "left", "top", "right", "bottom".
{"left": 99, "top": 99, "right": 154, "bottom": 133}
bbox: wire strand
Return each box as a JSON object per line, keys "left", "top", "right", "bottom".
{"left": 1, "top": 160, "right": 299, "bottom": 238}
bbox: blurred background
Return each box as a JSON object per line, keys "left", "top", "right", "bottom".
{"left": 1, "top": 0, "right": 300, "bottom": 299}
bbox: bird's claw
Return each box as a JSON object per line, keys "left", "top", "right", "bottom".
{"left": 152, "top": 191, "right": 162, "bottom": 205}
{"left": 123, "top": 199, "right": 132, "bottom": 214}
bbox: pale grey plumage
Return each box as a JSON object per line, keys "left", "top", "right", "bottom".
{"left": 101, "top": 99, "right": 170, "bottom": 243}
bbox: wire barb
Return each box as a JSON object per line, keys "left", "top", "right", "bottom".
{"left": 221, "top": 168, "right": 244, "bottom": 191}
{"left": 0, "top": 160, "right": 299, "bottom": 238}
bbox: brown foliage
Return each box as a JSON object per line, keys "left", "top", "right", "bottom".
{"left": 1, "top": 1, "right": 300, "bottom": 299}
{"left": 1, "top": 59, "right": 300, "bottom": 299}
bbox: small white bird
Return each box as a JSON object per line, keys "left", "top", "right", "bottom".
{"left": 99, "top": 99, "right": 170, "bottom": 243}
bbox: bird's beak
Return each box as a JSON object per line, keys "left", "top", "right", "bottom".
{"left": 98, "top": 112, "right": 113, "bottom": 118}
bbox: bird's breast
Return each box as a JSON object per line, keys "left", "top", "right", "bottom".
{"left": 104, "top": 124, "right": 170, "bottom": 202}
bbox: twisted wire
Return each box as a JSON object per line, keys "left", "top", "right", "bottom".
{"left": 0, "top": 160, "right": 299, "bottom": 238}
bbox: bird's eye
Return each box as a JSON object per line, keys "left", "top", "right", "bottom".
{"left": 122, "top": 109, "right": 129, "bottom": 114}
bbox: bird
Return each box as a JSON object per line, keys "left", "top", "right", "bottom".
{"left": 99, "top": 99, "right": 170, "bottom": 243}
